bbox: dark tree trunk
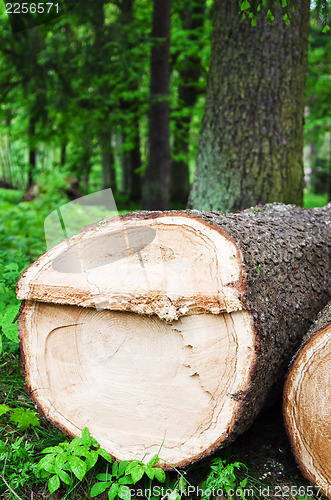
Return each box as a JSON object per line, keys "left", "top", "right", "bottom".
{"left": 189, "top": 0, "right": 310, "bottom": 212}
{"left": 120, "top": 132, "right": 130, "bottom": 195}
{"left": 141, "top": 0, "right": 171, "bottom": 210}
{"left": 115, "top": 0, "right": 142, "bottom": 202}
{"left": 27, "top": 116, "right": 37, "bottom": 189}
{"left": 284, "top": 300, "right": 331, "bottom": 498}
{"left": 88, "top": 0, "right": 117, "bottom": 194}
{"left": 1, "top": 124, "right": 13, "bottom": 188}
{"left": 18, "top": 203, "right": 330, "bottom": 469}
{"left": 130, "top": 129, "right": 142, "bottom": 202}
{"left": 99, "top": 132, "right": 116, "bottom": 192}
{"left": 119, "top": 126, "right": 142, "bottom": 202}
{"left": 310, "top": 141, "right": 318, "bottom": 193}
{"left": 170, "top": 0, "right": 205, "bottom": 206}
{"left": 60, "top": 144, "right": 66, "bottom": 167}
{"left": 81, "top": 139, "right": 92, "bottom": 189}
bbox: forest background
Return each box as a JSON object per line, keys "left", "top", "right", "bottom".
{"left": 0, "top": 0, "right": 330, "bottom": 212}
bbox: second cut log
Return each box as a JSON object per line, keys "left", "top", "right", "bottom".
{"left": 284, "top": 300, "right": 331, "bottom": 499}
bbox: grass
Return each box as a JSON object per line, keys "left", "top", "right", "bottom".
{"left": 0, "top": 188, "right": 24, "bottom": 204}
{"left": 303, "top": 189, "right": 328, "bottom": 208}
{"left": 0, "top": 187, "right": 330, "bottom": 500}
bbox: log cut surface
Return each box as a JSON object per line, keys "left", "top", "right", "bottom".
{"left": 284, "top": 301, "right": 331, "bottom": 499}
{"left": 17, "top": 204, "right": 331, "bottom": 468}
{"left": 17, "top": 215, "right": 245, "bottom": 319}
{"left": 20, "top": 302, "right": 255, "bottom": 465}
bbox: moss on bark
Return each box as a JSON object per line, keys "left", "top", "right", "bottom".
{"left": 189, "top": 0, "right": 310, "bottom": 212}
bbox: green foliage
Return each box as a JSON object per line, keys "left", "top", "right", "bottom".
{"left": 0, "top": 188, "right": 24, "bottom": 203}
{"left": 125, "top": 455, "right": 166, "bottom": 484}
{"left": 0, "top": 303, "right": 20, "bottom": 354}
{"left": 37, "top": 427, "right": 110, "bottom": 493}
{"left": 239, "top": 0, "right": 293, "bottom": 25}
{"left": 0, "top": 257, "right": 22, "bottom": 355}
{"left": 305, "top": 25, "right": 331, "bottom": 145}
{"left": 38, "top": 429, "right": 184, "bottom": 500}
{"left": 0, "top": 260, "right": 22, "bottom": 312}
{"left": 239, "top": 0, "right": 330, "bottom": 30}
{"left": 90, "top": 462, "right": 133, "bottom": 499}
{"left": 0, "top": 404, "right": 40, "bottom": 431}
{"left": 0, "top": 436, "right": 40, "bottom": 494}
{"left": 9, "top": 407, "right": 40, "bottom": 431}
{"left": 200, "top": 458, "right": 248, "bottom": 500}
{"left": 303, "top": 189, "right": 328, "bottom": 208}
{"left": 90, "top": 453, "right": 187, "bottom": 500}
{"left": 0, "top": 403, "right": 11, "bottom": 417}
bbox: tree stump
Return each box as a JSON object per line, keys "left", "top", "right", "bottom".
{"left": 284, "top": 300, "right": 331, "bottom": 499}
{"left": 17, "top": 203, "right": 331, "bottom": 468}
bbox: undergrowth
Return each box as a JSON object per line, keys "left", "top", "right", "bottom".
{"left": 0, "top": 188, "right": 328, "bottom": 500}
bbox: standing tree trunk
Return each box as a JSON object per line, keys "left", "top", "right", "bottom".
{"left": 188, "top": 0, "right": 310, "bottom": 212}
{"left": 310, "top": 141, "right": 318, "bottom": 193}
{"left": 99, "top": 132, "right": 116, "bottom": 192}
{"left": 119, "top": 126, "right": 142, "bottom": 202}
{"left": 130, "top": 129, "right": 142, "bottom": 202}
{"left": 118, "top": 0, "right": 142, "bottom": 203}
{"left": 170, "top": 0, "right": 206, "bottom": 206}
{"left": 27, "top": 116, "right": 37, "bottom": 189}
{"left": 17, "top": 203, "right": 330, "bottom": 468}
{"left": 141, "top": 0, "right": 171, "bottom": 210}
{"left": 81, "top": 139, "right": 92, "bottom": 189}
{"left": 88, "top": 0, "right": 117, "bottom": 194}
{"left": 284, "top": 300, "right": 331, "bottom": 499}
{"left": 60, "top": 143, "right": 66, "bottom": 167}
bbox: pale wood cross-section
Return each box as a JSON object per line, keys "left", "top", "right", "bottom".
{"left": 20, "top": 302, "right": 255, "bottom": 467}
{"left": 17, "top": 215, "right": 245, "bottom": 319}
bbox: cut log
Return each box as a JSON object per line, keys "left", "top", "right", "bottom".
{"left": 17, "top": 203, "right": 331, "bottom": 468}
{"left": 283, "top": 300, "right": 331, "bottom": 499}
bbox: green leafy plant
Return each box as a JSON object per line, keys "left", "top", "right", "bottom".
{"left": 0, "top": 404, "right": 40, "bottom": 431}
{"left": 37, "top": 427, "right": 112, "bottom": 494}
{"left": 200, "top": 458, "right": 248, "bottom": 500}
{"left": 90, "top": 453, "right": 167, "bottom": 500}
{"left": 9, "top": 407, "right": 40, "bottom": 431}
{"left": 90, "top": 461, "right": 133, "bottom": 499}
{"left": 0, "top": 303, "right": 20, "bottom": 355}
{"left": 125, "top": 455, "right": 166, "bottom": 485}
{"left": 0, "top": 436, "right": 40, "bottom": 496}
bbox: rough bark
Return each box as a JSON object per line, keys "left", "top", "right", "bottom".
{"left": 188, "top": 0, "right": 310, "bottom": 212}
{"left": 141, "top": 0, "right": 171, "bottom": 210}
{"left": 17, "top": 203, "right": 330, "bottom": 469}
{"left": 283, "top": 300, "right": 331, "bottom": 499}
